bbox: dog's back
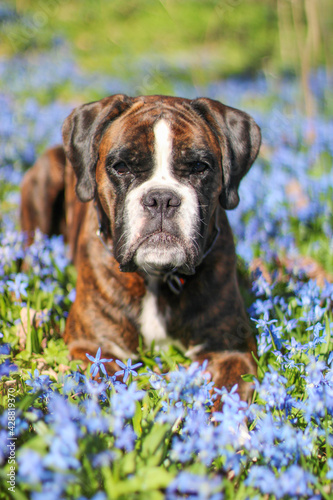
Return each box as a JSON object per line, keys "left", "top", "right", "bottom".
{"left": 21, "top": 145, "right": 88, "bottom": 264}
{"left": 21, "top": 146, "right": 66, "bottom": 243}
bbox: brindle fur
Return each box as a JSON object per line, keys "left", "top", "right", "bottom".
{"left": 21, "top": 94, "right": 261, "bottom": 400}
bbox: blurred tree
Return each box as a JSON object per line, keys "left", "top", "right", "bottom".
{"left": 277, "top": 0, "right": 331, "bottom": 118}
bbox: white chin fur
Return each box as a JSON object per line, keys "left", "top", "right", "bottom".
{"left": 135, "top": 244, "right": 186, "bottom": 271}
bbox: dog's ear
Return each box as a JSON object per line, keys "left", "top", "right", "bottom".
{"left": 62, "top": 94, "right": 132, "bottom": 202}
{"left": 190, "top": 98, "right": 261, "bottom": 210}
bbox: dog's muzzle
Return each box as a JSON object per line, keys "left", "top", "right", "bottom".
{"left": 133, "top": 188, "right": 190, "bottom": 273}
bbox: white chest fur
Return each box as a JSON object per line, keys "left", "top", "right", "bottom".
{"left": 139, "top": 278, "right": 169, "bottom": 348}
{"left": 138, "top": 279, "right": 198, "bottom": 355}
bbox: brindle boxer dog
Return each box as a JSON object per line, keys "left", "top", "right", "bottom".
{"left": 21, "top": 94, "right": 261, "bottom": 400}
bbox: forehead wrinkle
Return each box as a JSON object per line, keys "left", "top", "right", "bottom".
{"left": 123, "top": 102, "right": 199, "bottom": 133}
{"left": 101, "top": 116, "right": 155, "bottom": 158}
{"left": 171, "top": 116, "right": 220, "bottom": 159}
{"left": 102, "top": 101, "right": 208, "bottom": 149}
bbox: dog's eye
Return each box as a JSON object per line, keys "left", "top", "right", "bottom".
{"left": 190, "top": 161, "right": 208, "bottom": 174}
{"left": 113, "top": 162, "right": 130, "bottom": 175}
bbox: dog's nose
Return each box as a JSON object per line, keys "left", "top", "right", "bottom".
{"left": 142, "top": 189, "right": 181, "bottom": 218}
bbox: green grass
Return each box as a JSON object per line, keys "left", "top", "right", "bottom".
{"left": 2, "top": 0, "right": 332, "bottom": 84}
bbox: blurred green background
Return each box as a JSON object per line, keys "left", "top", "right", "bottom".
{"left": 1, "top": 0, "right": 332, "bottom": 112}
{"left": 2, "top": 0, "right": 332, "bottom": 76}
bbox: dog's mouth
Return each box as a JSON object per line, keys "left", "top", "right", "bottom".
{"left": 135, "top": 232, "right": 187, "bottom": 272}
{"left": 117, "top": 231, "right": 196, "bottom": 275}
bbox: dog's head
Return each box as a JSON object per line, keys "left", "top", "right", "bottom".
{"left": 62, "top": 94, "right": 261, "bottom": 275}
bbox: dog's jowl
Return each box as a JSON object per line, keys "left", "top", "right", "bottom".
{"left": 21, "top": 94, "right": 261, "bottom": 400}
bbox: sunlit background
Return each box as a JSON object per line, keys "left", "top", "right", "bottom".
{"left": 1, "top": 0, "right": 332, "bottom": 111}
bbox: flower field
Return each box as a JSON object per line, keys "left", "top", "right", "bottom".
{"left": 0, "top": 46, "right": 333, "bottom": 499}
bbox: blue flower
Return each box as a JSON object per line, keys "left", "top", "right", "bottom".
{"left": 285, "top": 336, "right": 305, "bottom": 358}
{"left": 160, "top": 362, "right": 214, "bottom": 409}
{"left": 18, "top": 449, "right": 46, "bottom": 485}
{"left": 250, "top": 297, "right": 274, "bottom": 317}
{"left": 115, "top": 358, "right": 142, "bottom": 382}
{"left": 25, "top": 369, "right": 53, "bottom": 394}
{"left": 245, "top": 465, "right": 278, "bottom": 496}
{"left": 114, "top": 424, "right": 136, "bottom": 452}
{"left": 252, "top": 317, "right": 277, "bottom": 329}
{"left": 43, "top": 438, "right": 80, "bottom": 470}
{"left": 252, "top": 317, "right": 283, "bottom": 355}
{"left": 30, "top": 474, "right": 70, "bottom": 500}
{"left": 306, "top": 322, "right": 326, "bottom": 350}
{"left": 91, "top": 494, "right": 107, "bottom": 500}
{"left": 284, "top": 317, "right": 299, "bottom": 333}
{"left": 92, "top": 450, "right": 115, "bottom": 468}
{"left": 47, "top": 394, "right": 82, "bottom": 433}
{"left": 67, "top": 288, "right": 76, "bottom": 302}
{"left": 255, "top": 366, "right": 293, "bottom": 411}
{"left": 0, "top": 358, "right": 18, "bottom": 377}
{"left": 322, "top": 281, "right": 333, "bottom": 304}
{"left": 48, "top": 235, "right": 70, "bottom": 272}
{"left": 80, "top": 399, "right": 111, "bottom": 433}
{"left": 84, "top": 378, "right": 107, "bottom": 399}
{"left": 251, "top": 270, "right": 273, "bottom": 297}
{"left": 327, "top": 458, "right": 333, "bottom": 480}
{"left": 328, "top": 351, "right": 333, "bottom": 366}
{"left": 303, "top": 356, "right": 327, "bottom": 387}
{"left": 278, "top": 465, "right": 315, "bottom": 498}
{"left": 86, "top": 348, "right": 113, "bottom": 377}
{"left": 0, "top": 412, "right": 29, "bottom": 436}
{"left": 7, "top": 272, "right": 29, "bottom": 299}
{"left": 111, "top": 382, "right": 145, "bottom": 419}
{"left": 0, "top": 343, "right": 11, "bottom": 355}
{"left": 148, "top": 370, "right": 167, "bottom": 393}
{"left": 0, "top": 429, "right": 8, "bottom": 465}
{"left": 166, "top": 472, "right": 223, "bottom": 500}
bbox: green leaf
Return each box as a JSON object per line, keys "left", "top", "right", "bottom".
{"left": 251, "top": 351, "right": 265, "bottom": 378}
{"left": 102, "top": 465, "right": 174, "bottom": 498}
{"left": 132, "top": 400, "right": 142, "bottom": 436}
{"left": 19, "top": 435, "right": 48, "bottom": 455}
{"left": 241, "top": 373, "right": 256, "bottom": 383}
{"left": 101, "top": 466, "right": 117, "bottom": 499}
{"left": 3, "top": 484, "right": 29, "bottom": 500}
{"left": 120, "top": 450, "right": 136, "bottom": 476}
{"left": 34, "top": 420, "right": 49, "bottom": 438}
{"left": 137, "top": 490, "right": 165, "bottom": 500}
{"left": 25, "top": 303, "right": 32, "bottom": 355}
{"left": 136, "top": 466, "right": 174, "bottom": 490}
{"left": 18, "top": 393, "right": 39, "bottom": 412}
{"left": 43, "top": 338, "right": 70, "bottom": 366}
{"left": 140, "top": 423, "right": 171, "bottom": 466}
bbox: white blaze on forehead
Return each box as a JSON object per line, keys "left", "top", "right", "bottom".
{"left": 153, "top": 119, "right": 173, "bottom": 181}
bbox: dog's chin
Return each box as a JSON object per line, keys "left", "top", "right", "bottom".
{"left": 133, "top": 233, "right": 187, "bottom": 275}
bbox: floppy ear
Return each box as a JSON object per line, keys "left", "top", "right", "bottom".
{"left": 190, "top": 97, "right": 261, "bottom": 210}
{"left": 62, "top": 94, "right": 132, "bottom": 202}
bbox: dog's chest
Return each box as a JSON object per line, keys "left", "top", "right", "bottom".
{"left": 138, "top": 279, "right": 175, "bottom": 349}
{"left": 139, "top": 290, "right": 168, "bottom": 346}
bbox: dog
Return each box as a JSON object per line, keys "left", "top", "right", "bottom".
{"left": 21, "top": 94, "right": 261, "bottom": 400}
